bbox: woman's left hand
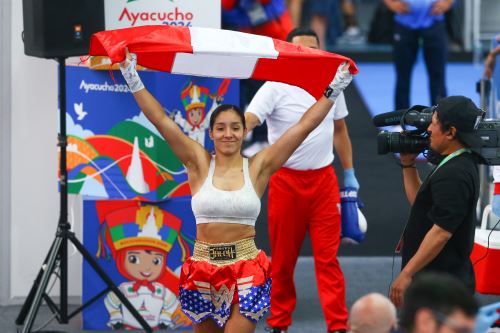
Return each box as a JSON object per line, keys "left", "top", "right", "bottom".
{"left": 325, "top": 62, "right": 353, "bottom": 102}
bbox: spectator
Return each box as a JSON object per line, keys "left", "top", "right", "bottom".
{"left": 399, "top": 273, "right": 478, "bottom": 333}
{"left": 308, "top": 0, "right": 343, "bottom": 49}
{"left": 338, "top": 0, "right": 365, "bottom": 44}
{"left": 286, "top": 0, "right": 304, "bottom": 27}
{"left": 487, "top": 35, "right": 500, "bottom": 219}
{"left": 221, "top": 0, "right": 293, "bottom": 41}
{"left": 349, "top": 293, "right": 397, "bottom": 333}
{"left": 383, "top": 0, "right": 453, "bottom": 110}
{"left": 483, "top": 34, "right": 500, "bottom": 80}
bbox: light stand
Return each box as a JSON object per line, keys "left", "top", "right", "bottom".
{"left": 15, "top": 57, "right": 153, "bottom": 333}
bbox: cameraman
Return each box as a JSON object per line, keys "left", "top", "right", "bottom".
{"left": 390, "top": 96, "right": 484, "bottom": 307}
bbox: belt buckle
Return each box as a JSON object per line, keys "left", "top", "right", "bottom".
{"left": 208, "top": 245, "right": 237, "bottom": 261}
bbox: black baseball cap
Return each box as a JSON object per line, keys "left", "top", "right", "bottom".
{"left": 434, "top": 96, "right": 485, "bottom": 148}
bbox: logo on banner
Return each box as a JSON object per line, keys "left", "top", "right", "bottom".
{"left": 119, "top": 7, "right": 194, "bottom": 26}
{"left": 79, "top": 80, "right": 130, "bottom": 94}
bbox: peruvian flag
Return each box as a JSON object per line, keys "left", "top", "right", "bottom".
{"left": 89, "top": 25, "right": 358, "bottom": 99}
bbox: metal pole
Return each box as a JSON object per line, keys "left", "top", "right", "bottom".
{"left": 58, "top": 57, "right": 69, "bottom": 324}
{"left": 478, "top": 78, "right": 492, "bottom": 224}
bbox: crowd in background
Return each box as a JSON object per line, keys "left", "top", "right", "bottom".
{"left": 221, "top": 0, "right": 464, "bottom": 52}
{"left": 221, "top": 0, "right": 468, "bottom": 156}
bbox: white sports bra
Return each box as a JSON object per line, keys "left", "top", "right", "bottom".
{"left": 191, "top": 156, "right": 261, "bottom": 226}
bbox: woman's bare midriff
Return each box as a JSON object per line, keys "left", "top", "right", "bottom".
{"left": 196, "top": 223, "right": 256, "bottom": 243}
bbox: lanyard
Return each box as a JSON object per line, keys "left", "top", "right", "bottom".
{"left": 430, "top": 148, "right": 471, "bottom": 178}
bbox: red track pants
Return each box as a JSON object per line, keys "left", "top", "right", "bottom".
{"left": 266, "top": 165, "right": 347, "bottom": 331}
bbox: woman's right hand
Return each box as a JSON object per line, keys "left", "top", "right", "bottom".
{"left": 119, "top": 47, "right": 144, "bottom": 93}
{"left": 120, "top": 48, "right": 135, "bottom": 68}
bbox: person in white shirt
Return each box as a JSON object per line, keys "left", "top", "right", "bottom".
{"left": 245, "top": 28, "right": 359, "bottom": 333}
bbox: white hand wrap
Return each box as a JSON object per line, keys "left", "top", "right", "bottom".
{"left": 324, "top": 61, "right": 353, "bottom": 102}
{"left": 119, "top": 53, "right": 145, "bottom": 93}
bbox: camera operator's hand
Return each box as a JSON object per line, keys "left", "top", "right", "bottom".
{"left": 119, "top": 48, "right": 145, "bottom": 93}
{"left": 399, "top": 153, "right": 418, "bottom": 168}
{"left": 390, "top": 271, "right": 412, "bottom": 307}
{"left": 325, "top": 62, "right": 353, "bottom": 103}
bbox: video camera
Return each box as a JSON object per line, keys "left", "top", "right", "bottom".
{"left": 373, "top": 105, "right": 500, "bottom": 165}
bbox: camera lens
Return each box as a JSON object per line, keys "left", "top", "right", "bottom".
{"left": 377, "top": 132, "right": 429, "bottom": 154}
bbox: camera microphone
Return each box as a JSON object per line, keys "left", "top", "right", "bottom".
{"left": 372, "top": 109, "right": 407, "bottom": 127}
{"left": 373, "top": 106, "right": 433, "bottom": 129}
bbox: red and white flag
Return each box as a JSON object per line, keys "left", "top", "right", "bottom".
{"left": 89, "top": 25, "right": 358, "bottom": 99}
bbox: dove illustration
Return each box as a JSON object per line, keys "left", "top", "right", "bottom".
{"left": 67, "top": 143, "right": 78, "bottom": 152}
{"left": 145, "top": 135, "right": 154, "bottom": 148}
{"left": 74, "top": 102, "right": 88, "bottom": 121}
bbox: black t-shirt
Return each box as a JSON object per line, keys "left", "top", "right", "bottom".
{"left": 402, "top": 152, "right": 479, "bottom": 292}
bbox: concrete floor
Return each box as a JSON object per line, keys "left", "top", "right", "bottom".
{"left": 3, "top": 257, "right": 500, "bottom": 333}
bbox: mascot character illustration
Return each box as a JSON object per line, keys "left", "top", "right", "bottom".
{"left": 96, "top": 203, "right": 191, "bottom": 330}
{"left": 172, "top": 80, "right": 230, "bottom": 147}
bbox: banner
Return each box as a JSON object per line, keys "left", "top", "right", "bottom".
{"left": 65, "top": 66, "right": 239, "bottom": 200}
{"left": 82, "top": 198, "right": 196, "bottom": 330}
{"left": 105, "top": 0, "right": 221, "bottom": 29}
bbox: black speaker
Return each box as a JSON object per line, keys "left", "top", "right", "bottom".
{"left": 22, "top": 0, "right": 105, "bottom": 58}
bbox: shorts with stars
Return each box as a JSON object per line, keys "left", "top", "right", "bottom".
{"left": 179, "top": 246, "right": 271, "bottom": 327}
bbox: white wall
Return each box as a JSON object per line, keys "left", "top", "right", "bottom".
{"left": 1, "top": 0, "right": 12, "bottom": 306}
{"left": 9, "top": 1, "right": 83, "bottom": 301}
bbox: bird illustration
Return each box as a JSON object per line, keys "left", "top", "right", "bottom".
{"left": 145, "top": 135, "right": 154, "bottom": 148}
{"left": 74, "top": 102, "right": 88, "bottom": 121}
{"left": 67, "top": 143, "right": 78, "bottom": 152}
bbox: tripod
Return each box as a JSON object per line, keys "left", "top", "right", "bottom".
{"left": 15, "top": 57, "right": 153, "bottom": 333}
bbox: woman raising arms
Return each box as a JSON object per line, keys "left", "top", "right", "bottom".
{"left": 119, "top": 48, "right": 353, "bottom": 333}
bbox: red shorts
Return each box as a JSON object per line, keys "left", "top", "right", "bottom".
{"left": 179, "top": 239, "right": 271, "bottom": 327}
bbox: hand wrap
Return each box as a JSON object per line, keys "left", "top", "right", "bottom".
{"left": 324, "top": 61, "right": 353, "bottom": 102}
{"left": 120, "top": 52, "right": 144, "bottom": 93}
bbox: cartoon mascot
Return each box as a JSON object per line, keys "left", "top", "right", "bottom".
{"left": 96, "top": 203, "right": 191, "bottom": 330}
{"left": 172, "top": 80, "right": 230, "bottom": 147}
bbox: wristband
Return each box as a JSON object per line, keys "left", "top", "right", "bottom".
{"left": 120, "top": 53, "right": 145, "bottom": 93}
{"left": 398, "top": 162, "right": 416, "bottom": 169}
{"left": 324, "top": 86, "right": 334, "bottom": 99}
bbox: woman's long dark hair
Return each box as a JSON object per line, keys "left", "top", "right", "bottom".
{"left": 209, "top": 104, "right": 246, "bottom": 130}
